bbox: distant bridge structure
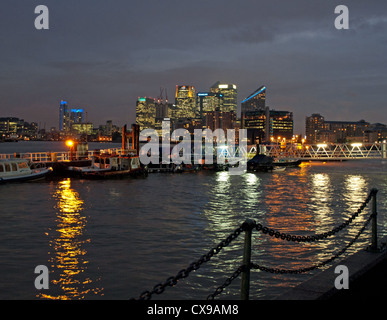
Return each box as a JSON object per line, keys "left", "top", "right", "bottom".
{"left": 248, "top": 142, "right": 387, "bottom": 161}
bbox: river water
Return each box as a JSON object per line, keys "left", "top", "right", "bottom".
{"left": 0, "top": 141, "right": 386, "bottom": 300}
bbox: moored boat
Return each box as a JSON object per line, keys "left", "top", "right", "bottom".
{"left": 246, "top": 154, "right": 287, "bottom": 173}
{"left": 273, "top": 158, "right": 301, "bottom": 167}
{"left": 67, "top": 152, "right": 147, "bottom": 179}
{"left": 0, "top": 159, "right": 52, "bottom": 183}
{"left": 247, "top": 154, "right": 275, "bottom": 172}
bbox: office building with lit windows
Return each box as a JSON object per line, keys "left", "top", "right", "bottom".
{"left": 243, "top": 107, "right": 293, "bottom": 144}
{"left": 175, "top": 85, "right": 196, "bottom": 119}
{"left": 241, "top": 85, "right": 266, "bottom": 119}
{"left": 306, "top": 113, "right": 370, "bottom": 143}
{"left": 270, "top": 110, "right": 294, "bottom": 140}
{"left": 197, "top": 92, "right": 224, "bottom": 118}
{"left": 210, "top": 82, "right": 237, "bottom": 113}
{"left": 59, "top": 100, "right": 70, "bottom": 132}
{"left": 136, "top": 97, "right": 156, "bottom": 131}
{"left": 0, "top": 117, "right": 24, "bottom": 136}
{"left": 202, "top": 107, "right": 237, "bottom": 133}
{"left": 305, "top": 113, "right": 325, "bottom": 143}
{"left": 70, "top": 109, "right": 84, "bottom": 128}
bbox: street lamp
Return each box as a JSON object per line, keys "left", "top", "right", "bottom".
{"left": 66, "top": 140, "right": 74, "bottom": 148}
{"left": 66, "top": 139, "right": 75, "bottom": 160}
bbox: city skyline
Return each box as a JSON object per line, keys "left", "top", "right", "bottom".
{"left": 1, "top": 1, "right": 387, "bottom": 134}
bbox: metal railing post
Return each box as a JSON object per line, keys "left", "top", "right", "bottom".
{"left": 241, "top": 219, "right": 255, "bottom": 300}
{"left": 371, "top": 188, "right": 378, "bottom": 251}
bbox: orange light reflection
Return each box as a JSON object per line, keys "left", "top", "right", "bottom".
{"left": 38, "top": 179, "right": 103, "bottom": 300}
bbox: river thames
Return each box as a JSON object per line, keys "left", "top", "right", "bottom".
{"left": 0, "top": 141, "right": 386, "bottom": 300}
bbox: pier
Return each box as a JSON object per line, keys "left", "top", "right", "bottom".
{"left": 250, "top": 142, "right": 387, "bottom": 161}
{"left": 1, "top": 141, "right": 385, "bottom": 174}
{"left": 0, "top": 146, "right": 126, "bottom": 172}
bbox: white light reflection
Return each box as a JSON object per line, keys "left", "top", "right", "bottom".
{"left": 344, "top": 175, "right": 368, "bottom": 242}
{"left": 217, "top": 171, "right": 230, "bottom": 184}
{"left": 344, "top": 175, "right": 367, "bottom": 210}
{"left": 310, "top": 173, "right": 334, "bottom": 232}
{"left": 244, "top": 172, "right": 259, "bottom": 186}
{"left": 241, "top": 173, "right": 262, "bottom": 216}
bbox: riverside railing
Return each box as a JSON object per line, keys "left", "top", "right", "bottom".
{"left": 0, "top": 148, "right": 125, "bottom": 163}
{"left": 132, "top": 188, "right": 380, "bottom": 300}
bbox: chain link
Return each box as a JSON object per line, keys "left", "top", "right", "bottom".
{"left": 251, "top": 213, "right": 373, "bottom": 274}
{"left": 132, "top": 224, "right": 245, "bottom": 300}
{"left": 254, "top": 188, "right": 376, "bottom": 243}
{"left": 131, "top": 189, "right": 377, "bottom": 300}
{"left": 207, "top": 265, "right": 246, "bottom": 300}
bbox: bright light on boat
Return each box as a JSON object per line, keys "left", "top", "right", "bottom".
{"left": 317, "top": 144, "right": 327, "bottom": 148}
{"left": 66, "top": 140, "right": 74, "bottom": 147}
{"left": 351, "top": 143, "right": 362, "bottom": 147}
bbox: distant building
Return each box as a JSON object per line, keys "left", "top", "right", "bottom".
{"left": 173, "top": 117, "right": 203, "bottom": 135}
{"left": 136, "top": 97, "right": 156, "bottom": 131}
{"left": 270, "top": 110, "right": 294, "bottom": 141}
{"left": 364, "top": 123, "right": 387, "bottom": 143}
{"left": 59, "top": 100, "right": 69, "bottom": 132}
{"left": 243, "top": 110, "right": 266, "bottom": 144}
{"left": 324, "top": 120, "right": 369, "bottom": 143}
{"left": 175, "top": 85, "right": 196, "bottom": 119}
{"left": 210, "top": 82, "right": 237, "bottom": 113}
{"left": 243, "top": 107, "right": 293, "bottom": 144}
{"left": 23, "top": 122, "right": 39, "bottom": 139}
{"left": 241, "top": 85, "right": 266, "bottom": 118}
{"left": 306, "top": 113, "right": 371, "bottom": 143}
{"left": 202, "top": 108, "right": 237, "bottom": 133}
{"left": 197, "top": 92, "right": 224, "bottom": 118}
{"left": 156, "top": 102, "right": 171, "bottom": 122}
{"left": 0, "top": 117, "right": 24, "bottom": 137}
{"left": 305, "top": 113, "right": 325, "bottom": 143}
{"left": 71, "top": 123, "right": 93, "bottom": 135}
{"left": 70, "top": 109, "right": 84, "bottom": 128}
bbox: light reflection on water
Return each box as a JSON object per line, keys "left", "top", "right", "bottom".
{"left": 0, "top": 153, "right": 386, "bottom": 300}
{"left": 38, "top": 179, "right": 103, "bottom": 300}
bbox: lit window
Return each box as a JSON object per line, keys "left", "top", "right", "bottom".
{"left": 18, "top": 162, "right": 28, "bottom": 169}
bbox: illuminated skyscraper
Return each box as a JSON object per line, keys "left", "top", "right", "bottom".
{"left": 197, "top": 92, "right": 224, "bottom": 118}
{"left": 210, "top": 82, "right": 237, "bottom": 113}
{"left": 59, "top": 100, "right": 69, "bottom": 132}
{"left": 241, "top": 86, "right": 266, "bottom": 118}
{"left": 136, "top": 97, "right": 156, "bottom": 131}
{"left": 70, "top": 109, "right": 84, "bottom": 126}
{"left": 175, "top": 85, "right": 196, "bottom": 119}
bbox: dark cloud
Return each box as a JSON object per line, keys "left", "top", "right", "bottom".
{"left": 0, "top": 0, "right": 387, "bottom": 133}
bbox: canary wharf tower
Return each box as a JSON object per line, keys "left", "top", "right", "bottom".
{"left": 175, "top": 85, "right": 196, "bottom": 118}
{"left": 241, "top": 85, "right": 266, "bottom": 116}
{"left": 210, "top": 81, "right": 237, "bottom": 113}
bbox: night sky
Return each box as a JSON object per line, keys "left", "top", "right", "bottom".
{"left": 1, "top": 0, "right": 386, "bottom": 134}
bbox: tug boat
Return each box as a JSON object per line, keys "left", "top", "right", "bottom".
{"left": 67, "top": 151, "right": 147, "bottom": 179}
{"left": 0, "top": 159, "right": 52, "bottom": 183}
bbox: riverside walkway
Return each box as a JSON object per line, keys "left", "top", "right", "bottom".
{"left": 276, "top": 237, "right": 387, "bottom": 300}
{"left": 131, "top": 188, "right": 384, "bottom": 300}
